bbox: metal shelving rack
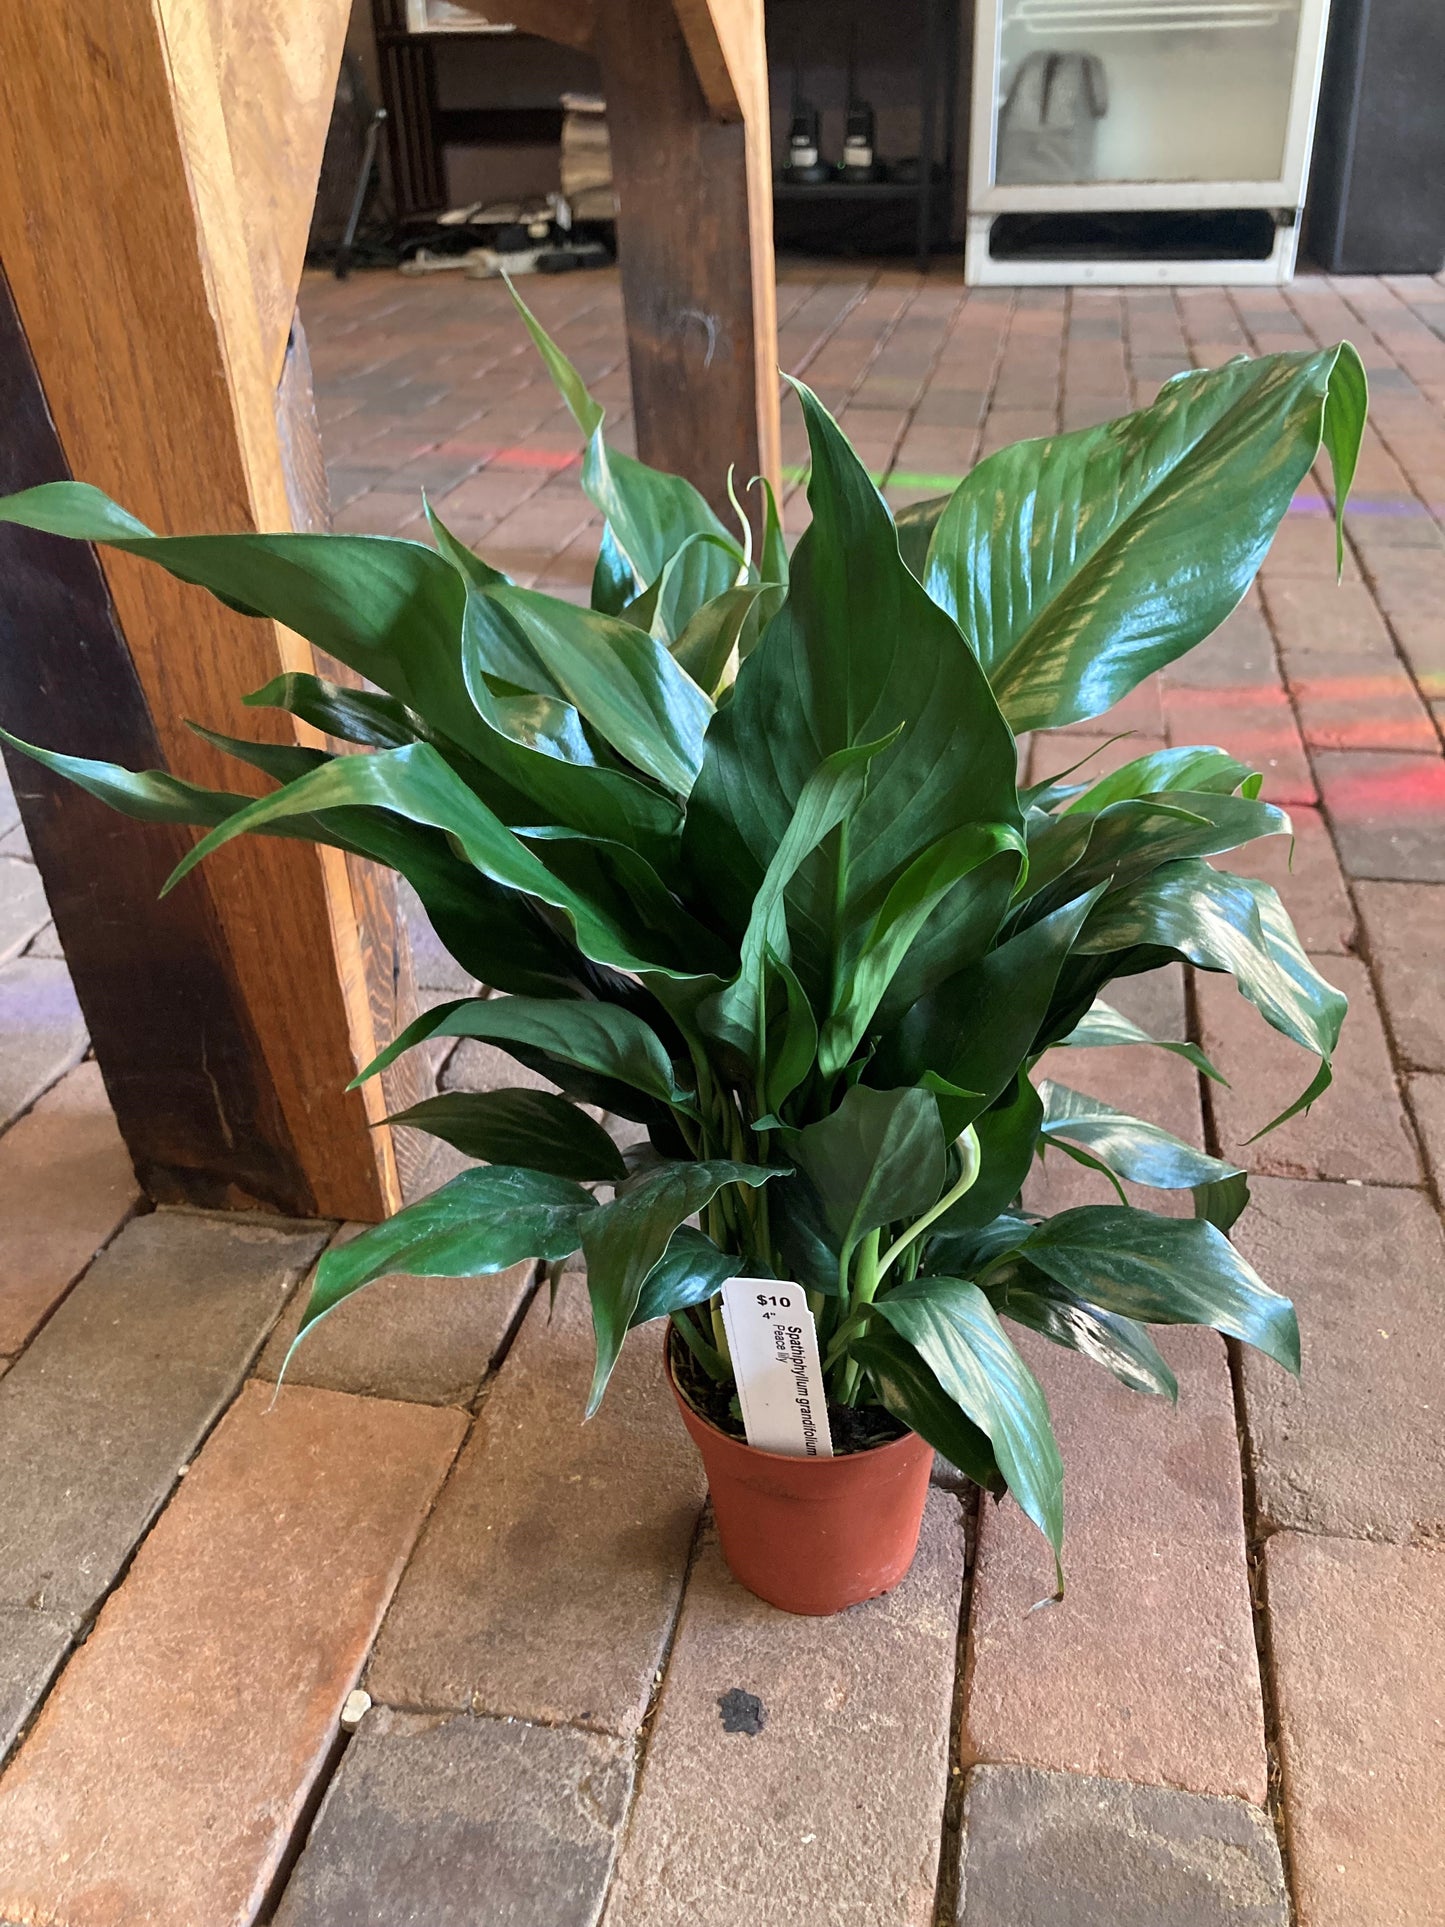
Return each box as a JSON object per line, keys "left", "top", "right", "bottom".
{"left": 769, "top": 0, "right": 962, "bottom": 272}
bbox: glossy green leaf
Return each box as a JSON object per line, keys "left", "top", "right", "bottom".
{"left": 591, "top": 522, "right": 635, "bottom": 614}
{"left": 424, "top": 500, "right": 507, "bottom": 590}
{"left": 245, "top": 671, "right": 430, "bottom": 750}
{"left": 386, "top": 1090, "right": 627, "bottom": 1181}
{"left": 298, "top": 1164, "right": 595, "bottom": 1339}
{"left": 877, "top": 891, "right": 1104, "bottom": 1118}
{"left": 1016, "top": 1205, "right": 1299, "bottom": 1373}
{"left": 0, "top": 727, "right": 256, "bottom": 829}
{"left": 877, "top": 1274, "right": 1064, "bottom": 1565}
{"left": 186, "top": 723, "right": 329, "bottom": 787}
{"left": 648, "top": 531, "right": 746, "bottom": 643}
{"left": 0, "top": 483, "right": 498, "bottom": 760}
{"left": 922, "top": 345, "right": 1368, "bottom": 731}
{"left": 703, "top": 733, "right": 896, "bottom": 1063}
{"left": 307, "top": 799, "right": 617, "bottom": 1002}
{"left": 1057, "top": 996, "right": 1225, "bottom": 1085}
{"left": 1038, "top": 1080, "right": 1243, "bottom": 1190}
{"left": 354, "top": 991, "right": 693, "bottom": 1119}
{"left": 761, "top": 948, "right": 818, "bottom": 1118}
{"left": 1074, "top": 859, "right": 1345, "bottom": 1127}
{"left": 0, "top": 727, "right": 380, "bottom": 868}
{"left": 507, "top": 278, "right": 742, "bottom": 593}
{"left": 755, "top": 476, "right": 789, "bottom": 598}
{"left": 159, "top": 741, "right": 699, "bottom": 978}
{"left": 684, "top": 380, "right": 1021, "bottom": 1006}
{"left": 1063, "top": 745, "right": 1262, "bottom": 813}
{"left": 669, "top": 582, "right": 783, "bottom": 696}
{"left": 476, "top": 581, "right": 713, "bottom": 796}
{"left": 580, "top": 1160, "right": 782, "bottom": 1412}
{"left": 630, "top": 1225, "right": 742, "bottom": 1327}
{"left": 1194, "top": 1171, "right": 1251, "bottom": 1234}
{"left": 893, "top": 492, "right": 951, "bottom": 583}
{"left": 1019, "top": 793, "right": 1288, "bottom": 914}
{"left": 988, "top": 1268, "right": 1178, "bottom": 1400}
{"left": 821, "top": 821, "right": 1028, "bottom": 1075}
{"left": 454, "top": 599, "right": 685, "bottom": 857}
{"left": 788, "top": 1084, "right": 946, "bottom": 1255}
{"left": 853, "top": 1326, "right": 1004, "bottom": 1492}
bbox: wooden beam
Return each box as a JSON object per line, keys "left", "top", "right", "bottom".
{"left": 190, "top": 4, "right": 357, "bottom": 385}
{"left": 593, "top": 0, "right": 781, "bottom": 523}
{"left": 0, "top": 2, "right": 400, "bottom": 1220}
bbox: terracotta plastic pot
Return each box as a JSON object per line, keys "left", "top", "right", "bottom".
{"left": 666, "top": 1332, "right": 934, "bottom": 1616}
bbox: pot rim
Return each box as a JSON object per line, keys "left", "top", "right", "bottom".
{"left": 662, "top": 1320, "right": 924, "bottom": 1467}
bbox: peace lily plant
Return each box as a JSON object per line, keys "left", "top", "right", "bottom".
{"left": 0, "top": 290, "right": 1366, "bottom": 1606}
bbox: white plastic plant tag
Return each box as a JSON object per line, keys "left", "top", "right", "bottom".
{"left": 719, "top": 1278, "right": 833, "bottom": 1459}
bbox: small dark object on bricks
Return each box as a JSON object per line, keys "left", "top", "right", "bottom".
{"left": 717, "top": 1688, "right": 766, "bottom": 1735}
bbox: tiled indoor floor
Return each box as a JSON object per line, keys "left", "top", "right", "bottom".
{"left": 1, "top": 257, "right": 1443, "bottom": 1925}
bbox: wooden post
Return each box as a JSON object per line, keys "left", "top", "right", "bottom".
{"left": 0, "top": 3, "right": 406, "bottom": 1220}
{"left": 592, "top": 0, "right": 782, "bottom": 522}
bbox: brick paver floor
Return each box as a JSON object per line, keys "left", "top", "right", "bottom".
{"left": 1, "top": 258, "right": 1442, "bottom": 1925}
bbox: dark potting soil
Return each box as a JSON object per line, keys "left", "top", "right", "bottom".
{"left": 669, "top": 1324, "right": 908, "bottom": 1456}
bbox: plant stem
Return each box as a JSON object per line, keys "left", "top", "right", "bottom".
{"left": 833, "top": 1226, "right": 881, "bottom": 1404}
{"left": 671, "top": 1308, "right": 726, "bottom": 1380}
{"left": 876, "top": 1125, "right": 982, "bottom": 1275}
{"left": 709, "top": 1296, "right": 732, "bottom": 1368}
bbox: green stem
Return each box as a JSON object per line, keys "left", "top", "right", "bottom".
{"left": 671, "top": 1308, "right": 726, "bottom": 1381}
{"left": 709, "top": 1296, "right": 732, "bottom": 1369}
{"left": 834, "top": 1227, "right": 881, "bottom": 1404}
{"left": 876, "top": 1125, "right": 982, "bottom": 1275}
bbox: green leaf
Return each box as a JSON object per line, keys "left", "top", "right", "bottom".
{"left": 893, "top": 493, "right": 951, "bottom": 583}
{"left": 761, "top": 948, "right": 818, "bottom": 1117}
{"left": 386, "top": 1090, "right": 627, "bottom": 1182}
{"left": 922, "top": 345, "right": 1368, "bottom": 731}
{"left": 1194, "top": 1171, "right": 1251, "bottom": 1234}
{"left": 1016, "top": 1205, "right": 1299, "bottom": 1373}
{"left": 1019, "top": 793, "right": 1288, "bottom": 914}
{"left": 159, "top": 741, "right": 700, "bottom": 978}
{"left": 669, "top": 582, "right": 782, "bottom": 697}
{"left": 702, "top": 733, "right": 897, "bottom": 1063}
{"left": 506, "top": 277, "right": 742, "bottom": 592}
{"left": 647, "top": 531, "right": 746, "bottom": 644}
{"left": 1321, "top": 343, "right": 1369, "bottom": 572}
{"left": 755, "top": 476, "right": 789, "bottom": 598}
{"left": 851, "top": 1327, "right": 1003, "bottom": 1491}
{"left": 1074, "top": 859, "right": 1346, "bottom": 1128}
{"left": 353, "top": 993, "right": 695, "bottom": 1119}
{"left": 245, "top": 672, "right": 430, "bottom": 750}
{"left": 424, "top": 499, "right": 508, "bottom": 590}
{"left": 453, "top": 601, "right": 685, "bottom": 858}
{"left": 298, "top": 1165, "right": 595, "bottom": 1338}
{"left": 0, "top": 727, "right": 255, "bottom": 829}
{"left": 630, "top": 1225, "right": 742, "bottom": 1327}
{"left": 580, "top": 1160, "right": 782, "bottom": 1412}
{"left": 877, "top": 1274, "right": 1064, "bottom": 1565}
{"left": 820, "top": 820, "right": 1028, "bottom": 1074}
{"left": 1057, "top": 996, "right": 1225, "bottom": 1085}
{"left": 0, "top": 483, "right": 500, "bottom": 762}
{"left": 877, "top": 891, "right": 1104, "bottom": 1119}
{"left": 1063, "top": 745, "right": 1262, "bottom": 813}
{"left": 475, "top": 581, "right": 713, "bottom": 797}
{"left": 591, "top": 523, "right": 635, "bottom": 614}
{"left": 987, "top": 1268, "right": 1178, "bottom": 1400}
{"left": 684, "top": 380, "right": 1021, "bottom": 1009}
{"left": 1038, "top": 1080, "right": 1243, "bottom": 1190}
{"left": 788, "top": 1084, "right": 946, "bottom": 1255}
{"left": 185, "top": 723, "right": 329, "bottom": 787}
